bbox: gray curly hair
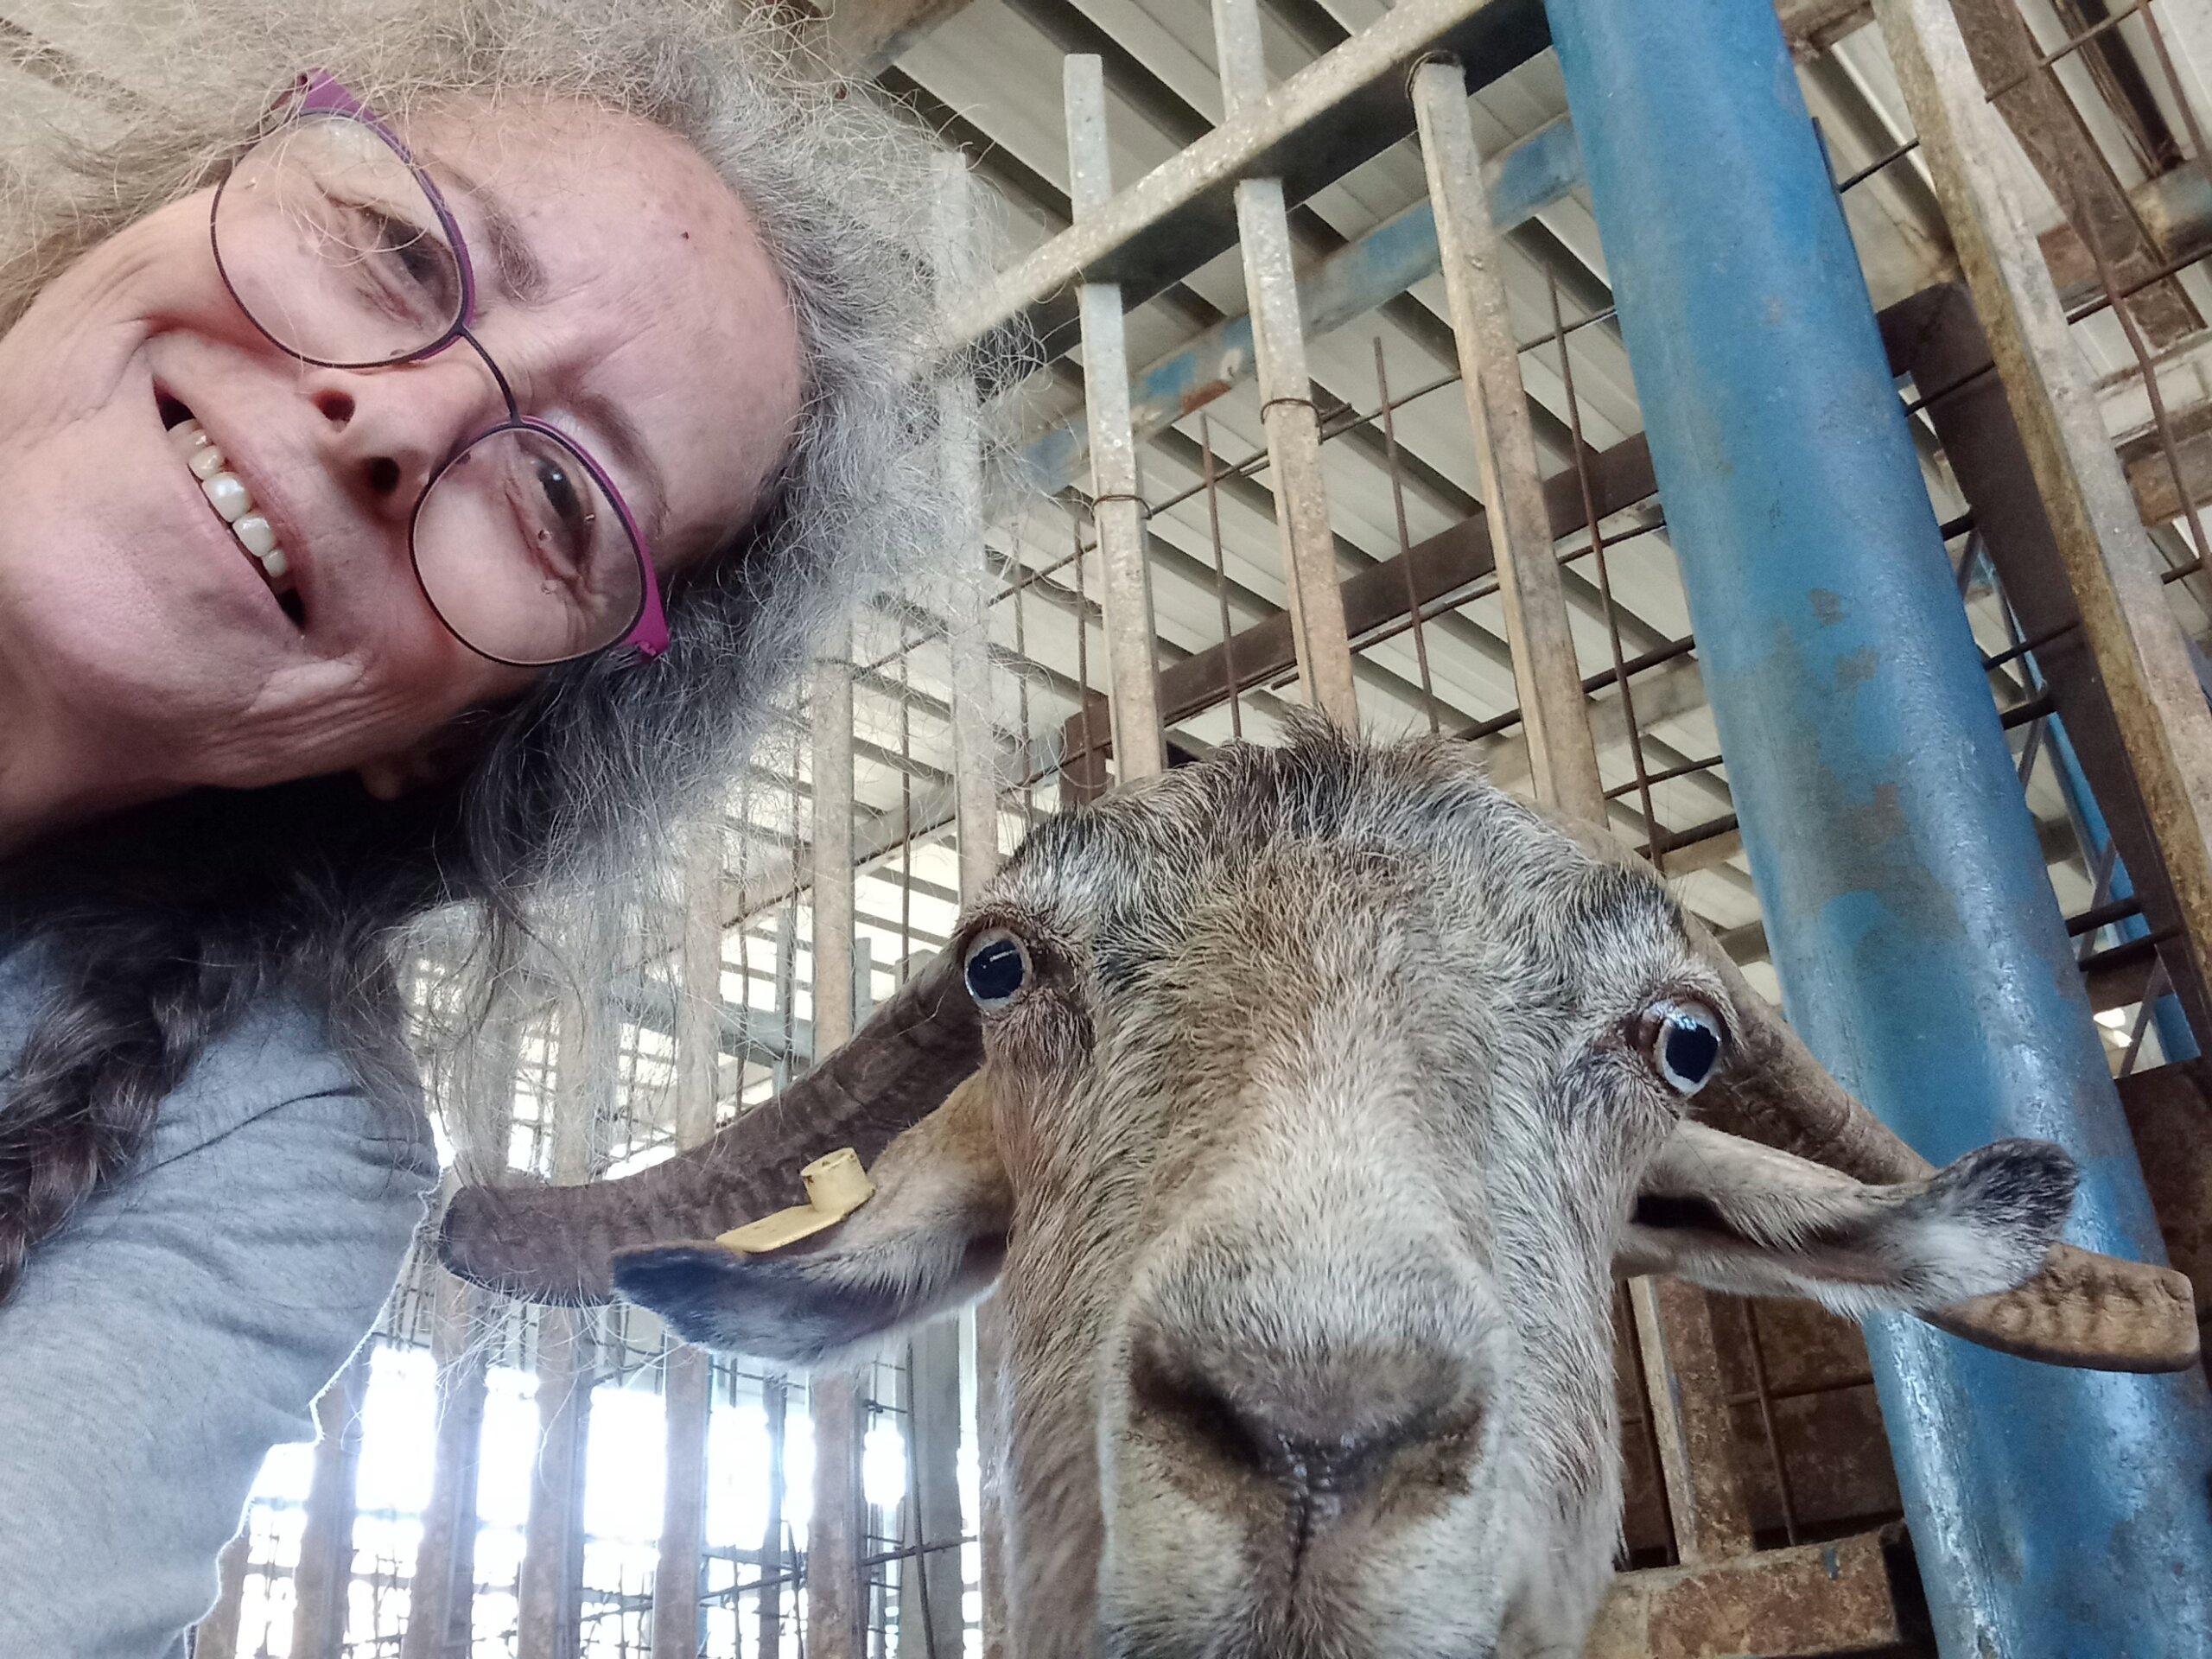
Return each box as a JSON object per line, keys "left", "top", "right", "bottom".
{"left": 0, "top": 0, "right": 992, "bottom": 1294}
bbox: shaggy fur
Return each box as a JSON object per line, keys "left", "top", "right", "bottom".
{"left": 621, "top": 724, "right": 2075, "bottom": 1659}
{"left": 0, "top": 0, "right": 1000, "bottom": 1299}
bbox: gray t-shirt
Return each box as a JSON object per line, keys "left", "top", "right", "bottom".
{"left": 0, "top": 946, "right": 438, "bottom": 1656}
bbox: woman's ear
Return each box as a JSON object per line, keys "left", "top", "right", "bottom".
{"left": 354, "top": 721, "right": 486, "bottom": 799}
{"left": 356, "top": 746, "right": 442, "bottom": 800}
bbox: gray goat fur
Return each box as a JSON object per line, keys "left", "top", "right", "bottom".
{"left": 613, "top": 721, "right": 2078, "bottom": 1659}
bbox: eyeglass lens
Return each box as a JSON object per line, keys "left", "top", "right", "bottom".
{"left": 414, "top": 429, "right": 643, "bottom": 668}
{"left": 213, "top": 115, "right": 649, "bottom": 666}
{"left": 214, "top": 117, "right": 465, "bottom": 365}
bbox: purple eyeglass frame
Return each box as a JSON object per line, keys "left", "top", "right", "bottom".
{"left": 213, "top": 71, "right": 669, "bottom": 664}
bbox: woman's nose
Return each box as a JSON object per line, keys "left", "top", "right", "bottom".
{"left": 302, "top": 358, "right": 499, "bottom": 514}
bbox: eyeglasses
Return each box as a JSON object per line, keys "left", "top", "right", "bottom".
{"left": 210, "top": 73, "right": 668, "bottom": 668}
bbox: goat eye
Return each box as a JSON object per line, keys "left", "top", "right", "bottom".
{"left": 964, "top": 931, "right": 1029, "bottom": 1009}
{"left": 1644, "top": 999, "right": 1723, "bottom": 1096}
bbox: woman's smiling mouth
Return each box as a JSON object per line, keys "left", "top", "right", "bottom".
{"left": 158, "top": 397, "right": 305, "bottom": 626}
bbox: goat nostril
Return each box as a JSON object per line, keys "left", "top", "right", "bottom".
{"left": 1128, "top": 1324, "right": 1483, "bottom": 1509}
{"left": 1129, "top": 1344, "right": 1276, "bottom": 1478}
{"left": 365, "top": 456, "right": 402, "bottom": 498}
{"left": 314, "top": 389, "right": 355, "bottom": 427}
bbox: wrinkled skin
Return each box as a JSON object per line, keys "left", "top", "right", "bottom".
{"left": 615, "top": 728, "right": 2075, "bottom": 1659}
{"left": 0, "top": 93, "right": 799, "bottom": 847}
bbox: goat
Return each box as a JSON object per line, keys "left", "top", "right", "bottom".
{"left": 443, "top": 722, "right": 2196, "bottom": 1659}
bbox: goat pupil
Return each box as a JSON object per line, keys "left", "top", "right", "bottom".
{"left": 966, "top": 938, "right": 1026, "bottom": 1004}
{"left": 1663, "top": 1018, "right": 1719, "bottom": 1088}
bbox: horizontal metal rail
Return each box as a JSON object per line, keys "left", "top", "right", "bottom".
{"left": 934, "top": 0, "right": 1549, "bottom": 363}
{"left": 1018, "top": 116, "right": 1585, "bottom": 493}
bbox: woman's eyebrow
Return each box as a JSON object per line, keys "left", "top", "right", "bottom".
{"left": 424, "top": 158, "right": 668, "bottom": 541}
{"left": 426, "top": 160, "right": 548, "bottom": 306}
{"left": 573, "top": 388, "right": 670, "bottom": 548}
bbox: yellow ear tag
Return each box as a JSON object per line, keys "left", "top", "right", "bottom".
{"left": 715, "top": 1148, "right": 875, "bottom": 1256}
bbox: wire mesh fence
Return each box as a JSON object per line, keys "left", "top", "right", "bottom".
{"left": 194, "top": 0, "right": 2212, "bottom": 1649}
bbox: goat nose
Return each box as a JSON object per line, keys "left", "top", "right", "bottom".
{"left": 1128, "top": 1322, "right": 1481, "bottom": 1500}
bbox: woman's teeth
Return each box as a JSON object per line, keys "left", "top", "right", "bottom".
{"left": 166, "top": 418, "right": 291, "bottom": 586}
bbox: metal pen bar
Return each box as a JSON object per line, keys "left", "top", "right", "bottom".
{"left": 1373, "top": 339, "right": 1440, "bottom": 734}
{"left": 808, "top": 657, "right": 868, "bottom": 1659}
{"left": 1879, "top": 0, "right": 2212, "bottom": 1065}
{"left": 1213, "top": 0, "right": 1359, "bottom": 729}
{"left": 1066, "top": 54, "right": 1167, "bottom": 781}
{"left": 1414, "top": 58, "right": 1602, "bottom": 814}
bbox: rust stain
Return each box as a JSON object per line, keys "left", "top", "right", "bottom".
{"left": 1180, "top": 379, "right": 1233, "bottom": 416}
{"left": 1836, "top": 647, "right": 1879, "bottom": 688}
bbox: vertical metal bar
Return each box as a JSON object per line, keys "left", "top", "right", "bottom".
{"left": 1878, "top": 0, "right": 2212, "bottom": 1083}
{"left": 901, "top": 640, "right": 916, "bottom": 973}
{"left": 1413, "top": 59, "right": 1602, "bottom": 817}
{"left": 404, "top": 1010, "right": 516, "bottom": 1659}
{"left": 519, "top": 995, "right": 603, "bottom": 1659}
{"left": 1211, "top": 0, "right": 1359, "bottom": 729}
{"left": 1012, "top": 507, "right": 1040, "bottom": 831}
{"left": 900, "top": 1319, "right": 965, "bottom": 1659}
{"left": 760, "top": 1374, "right": 788, "bottom": 1659}
{"left": 403, "top": 1266, "right": 489, "bottom": 1659}
{"left": 654, "top": 825, "right": 724, "bottom": 1659}
{"left": 943, "top": 156, "right": 999, "bottom": 907}
{"left": 1199, "top": 415, "right": 1244, "bottom": 741}
{"left": 1547, "top": 267, "right": 1662, "bottom": 865}
{"left": 289, "top": 1346, "right": 371, "bottom": 1659}
{"left": 1738, "top": 1300, "right": 1800, "bottom": 1548}
{"left": 1372, "top": 339, "right": 1440, "bottom": 735}
{"left": 808, "top": 657, "right": 868, "bottom": 1659}
{"left": 774, "top": 907, "right": 799, "bottom": 1089}
{"left": 1065, "top": 55, "right": 1166, "bottom": 779}
{"left": 1064, "top": 512, "right": 1116, "bottom": 804}
{"left": 1624, "top": 1278, "right": 1752, "bottom": 1564}
{"left": 1551, "top": 0, "right": 2212, "bottom": 1647}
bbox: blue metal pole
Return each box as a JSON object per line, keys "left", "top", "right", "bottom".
{"left": 1542, "top": 0, "right": 2212, "bottom": 1650}
{"left": 1966, "top": 540, "right": 2196, "bottom": 1061}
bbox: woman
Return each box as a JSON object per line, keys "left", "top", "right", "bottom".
{"left": 0, "top": 0, "right": 979, "bottom": 1647}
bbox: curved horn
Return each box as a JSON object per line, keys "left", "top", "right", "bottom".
{"left": 437, "top": 950, "right": 982, "bottom": 1305}
{"left": 1684, "top": 915, "right": 1928, "bottom": 1186}
{"left": 1924, "top": 1243, "right": 2197, "bottom": 1373}
{"left": 1540, "top": 802, "right": 2199, "bottom": 1372}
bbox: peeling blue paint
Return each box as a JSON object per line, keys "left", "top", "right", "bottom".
{"left": 1545, "top": 0, "right": 2212, "bottom": 1649}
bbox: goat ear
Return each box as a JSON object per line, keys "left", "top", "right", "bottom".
{"left": 612, "top": 1076, "right": 1011, "bottom": 1368}
{"left": 1617, "top": 1120, "right": 2077, "bottom": 1318}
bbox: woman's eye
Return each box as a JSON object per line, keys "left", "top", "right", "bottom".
{"left": 534, "top": 455, "right": 583, "bottom": 538}
{"left": 333, "top": 198, "right": 458, "bottom": 324}
{"left": 1643, "top": 998, "right": 1724, "bottom": 1096}
{"left": 519, "top": 448, "right": 601, "bottom": 582}
{"left": 963, "top": 932, "right": 1029, "bottom": 1009}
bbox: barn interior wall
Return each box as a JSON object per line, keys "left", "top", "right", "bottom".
{"left": 0, "top": 0, "right": 2171, "bottom": 1649}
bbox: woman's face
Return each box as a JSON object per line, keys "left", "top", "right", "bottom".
{"left": 0, "top": 93, "right": 802, "bottom": 806}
